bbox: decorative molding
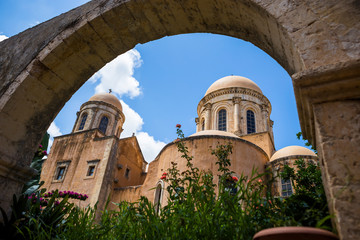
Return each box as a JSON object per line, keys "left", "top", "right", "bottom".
{"left": 292, "top": 60, "right": 360, "bottom": 146}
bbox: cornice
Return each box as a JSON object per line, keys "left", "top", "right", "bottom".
{"left": 197, "top": 87, "right": 271, "bottom": 115}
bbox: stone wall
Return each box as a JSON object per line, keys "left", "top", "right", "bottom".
{"left": 139, "top": 135, "right": 269, "bottom": 207}
{"left": 0, "top": 0, "right": 359, "bottom": 238}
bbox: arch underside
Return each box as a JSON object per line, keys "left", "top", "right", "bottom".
{"left": 0, "top": 2, "right": 359, "bottom": 234}
{"left": 1, "top": 1, "right": 358, "bottom": 160}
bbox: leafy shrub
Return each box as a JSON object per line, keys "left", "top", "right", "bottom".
{"left": 3, "top": 126, "right": 333, "bottom": 239}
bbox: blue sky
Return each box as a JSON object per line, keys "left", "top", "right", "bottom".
{"left": 0, "top": 0, "right": 308, "bottom": 162}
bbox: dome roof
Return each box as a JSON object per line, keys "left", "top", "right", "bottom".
{"left": 88, "top": 93, "right": 122, "bottom": 111}
{"left": 270, "top": 146, "right": 317, "bottom": 161}
{"left": 205, "top": 76, "right": 262, "bottom": 96}
{"left": 189, "top": 130, "right": 240, "bottom": 138}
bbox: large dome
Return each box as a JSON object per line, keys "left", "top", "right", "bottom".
{"left": 205, "top": 76, "right": 262, "bottom": 96}
{"left": 89, "top": 93, "right": 122, "bottom": 111}
{"left": 270, "top": 146, "right": 317, "bottom": 161}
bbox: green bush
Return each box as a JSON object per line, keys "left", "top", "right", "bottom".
{"left": 2, "top": 126, "right": 333, "bottom": 239}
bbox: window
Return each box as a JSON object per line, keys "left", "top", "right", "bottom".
{"left": 125, "top": 168, "right": 130, "bottom": 178}
{"left": 218, "top": 109, "right": 227, "bottom": 131}
{"left": 78, "top": 113, "right": 87, "bottom": 130}
{"left": 53, "top": 161, "right": 70, "bottom": 182}
{"left": 154, "top": 182, "right": 163, "bottom": 215}
{"left": 87, "top": 166, "right": 95, "bottom": 176}
{"left": 99, "top": 116, "right": 109, "bottom": 134}
{"left": 201, "top": 119, "right": 205, "bottom": 131}
{"left": 85, "top": 160, "right": 99, "bottom": 179}
{"left": 247, "top": 110, "right": 256, "bottom": 134}
{"left": 281, "top": 178, "right": 293, "bottom": 197}
{"left": 56, "top": 167, "right": 66, "bottom": 180}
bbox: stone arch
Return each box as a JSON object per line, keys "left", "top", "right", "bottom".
{"left": 96, "top": 113, "right": 111, "bottom": 134}
{"left": 211, "top": 102, "right": 232, "bottom": 131}
{"left": 0, "top": 0, "right": 359, "bottom": 237}
{"left": 75, "top": 110, "right": 90, "bottom": 132}
{"left": 242, "top": 102, "right": 261, "bottom": 133}
{"left": 154, "top": 180, "right": 164, "bottom": 215}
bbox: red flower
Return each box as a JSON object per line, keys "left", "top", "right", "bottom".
{"left": 162, "top": 172, "right": 167, "bottom": 176}
{"left": 176, "top": 124, "right": 181, "bottom": 128}
{"left": 173, "top": 138, "right": 180, "bottom": 143}
{"left": 160, "top": 175, "right": 166, "bottom": 180}
{"left": 232, "top": 176, "right": 238, "bottom": 182}
{"left": 258, "top": 179, "right": 262, "bottom": 183}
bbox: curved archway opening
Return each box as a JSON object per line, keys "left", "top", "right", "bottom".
{"left": 1, "top": 1, "right": 359, "bottom": 237}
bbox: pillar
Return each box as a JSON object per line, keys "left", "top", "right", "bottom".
{"left": 314, "top": 100, "right": 360, "bottom": 240}
{"left": 195, "top": 117, "right": 199, "bottom": 132}
{"left": 233, "top": 97, "right": 241, "bottom": 135}
{"left": 204, "top": 103, "right": 212, "bottom": 130}
{"left": 261, "top": 104, "right": 269, "bottom": 132}
{"left": 293, "top": 60, "right": 360, "bottom": 240}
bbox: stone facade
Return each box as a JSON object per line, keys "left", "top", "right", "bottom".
{"left": 40, "top": 94, "right": 147, "bottom": 210}
{"left": 0, "top": 1, "right": 359, "bottom": 239}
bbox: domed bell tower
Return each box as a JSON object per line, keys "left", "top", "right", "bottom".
{"left": 195, "top": 76, "right": 275, "bottom": 157}
{"left": 72, "top": 92, "right": 125, "bottom": 138}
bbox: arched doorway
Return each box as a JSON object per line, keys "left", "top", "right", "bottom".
{"left": 0, "top": 1, "right": 359, "bottom": 238}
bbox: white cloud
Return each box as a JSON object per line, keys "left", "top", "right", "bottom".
{"left": 121, "top": 100, "right": 144, "bottom": 137}
{"left": 88, "top": 48, "right": 165, "bottom": 162}
{"left": 136, "top": 132, "right": 166, "bottom": 163}
{"left": 0, "top": 35, "right": 8, "bottom": 42}
{"left": 120, "top": 100, "right": 166, "bottom": 163}
{"left": 90, "top": 49, "right": 142, "bottom": 98}
{"left": 48, "top": 122, "right": 62, "bottom": 137}
{"left": 47, "top": 122, "right": 63, "bottom": 152}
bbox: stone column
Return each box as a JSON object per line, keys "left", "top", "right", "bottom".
{"left": 89, "top": 108, "right": 98, "bottom": 129}
{"left": 261, "top": 104, "right": 269, "bottom": 132}
{"left": 204, "top": 103, "right": 212, "bottom": 130}
{"left": 71, "top": 111, "right": 80, "bottom": 133}
{"left": 111, "top": 116, "right": 119, "bottom": 136}
{"left": 314, "top": 100, "right": 360, "bottom": 240}
{"left": 293, "top": 61, "right": 360, "bottom": 240}
{"left": 233, "top": 97, "right": 241, "bottom": 135}
{"left": 195, "top": 117, "right": 199, "bottom": 132}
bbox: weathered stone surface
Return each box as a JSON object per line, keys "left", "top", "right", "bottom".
{"left": 314, "top": 100, "right": 360, "bottom": 240}
{"left": 0, "top": 0, "right": 359, "bottom": 238}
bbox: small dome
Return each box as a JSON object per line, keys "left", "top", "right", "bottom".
{"left": 270, "top": 146, "right": 317, "bottom": 161}
{"left": 189, "top": 130, "right": 240, "bottom": 138}
{"left": 89, "top": 93, "right": 122, "bottom": 111}
{"left": 205, "top": 76, "right": 262, "bottom": 96}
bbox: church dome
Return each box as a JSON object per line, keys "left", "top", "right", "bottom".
{"left": 189, "top": 130, "right": 240, "bottom": 138}
{"left": 270, "top": 146, "right": 317, "bottom": 161}
{"left": 89, "top": 92, "right": 122, "bottom": 111}
{"left": 205, "top": 76, "right": 262, "bottom": 96}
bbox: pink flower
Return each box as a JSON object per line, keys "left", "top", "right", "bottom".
{"left": 232, "top": 176, "right": 239, "bottom": 182}
{"left": 42, "top": 150, "right": 48, "bottom": 155}
{"left": 258, "top": 179, "right": 262, "bottom": 183}
{"left": 176, "top": 124, "right": 181, "bottom": 128}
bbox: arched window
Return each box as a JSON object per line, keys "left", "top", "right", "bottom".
{"left": 78, "top": 113, "right": 88, "bottom": 130}
{"left": 154, "top": 182, "right": 163, "bottom": 215}
{"left": 201, "top": 119, "right": 205, "bottom": 131}
{"left": 247, "top": 110, "right": 256, "bottom": 134}
{"left": 99, "top": 116, "right": 109, "bottom": 134}
{"left": 218, "top": 109, "right": 227, "bottom": 131}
